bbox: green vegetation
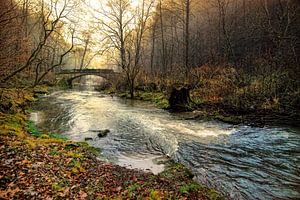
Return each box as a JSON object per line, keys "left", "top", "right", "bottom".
{"left": 48, "top": 133, "right": 68, "bottom": 140}
{"left": 110, "top": 90, "right": 170, "bottom": 109}
{"left": 160, "top": 162, "right": 223, "bottom": 200}
{"left": 137, "top": 91, "right": 169, "bottom": 109}
{"left": 56, "top": 77, "right": 72, "bottom": 89}
{"left": 27, "top": 120, "right": 41, "bottom": 137}
{"left": 126, "top": 183, "right": 141, "bottom": 197}
{"left": 179, "top": 183, "right": 202, "bottom": 194}
{"left": 149, "top": 189, "right": 162, "bottom": 200}
{"left": 27, "top": 120, "right": 68, "bottom": 141}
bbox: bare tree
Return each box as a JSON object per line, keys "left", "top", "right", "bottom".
{"left": 184, "top": 0, "right": 190, "bottom": 77}
{"left": 34, "top": 28, "right": 75, "bottom": 86}
{"left": 125, "top": 0, "right": 154, "bottom": 98}
{"left": 99, "top": 0, "right": 153, "bottom": 98}
{"left": 1, "top": 0, "right": 76, "bottom": 84}
{"left": 158, "top": 0, "right": 167, "bottom": 75}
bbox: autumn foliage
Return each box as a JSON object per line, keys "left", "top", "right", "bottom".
{"left": 0, "top": 0, "right": 32, "bottom": 83}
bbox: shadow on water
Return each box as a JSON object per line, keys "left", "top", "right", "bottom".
{"left": 31, "top": 89, "right": 300, "bottom": 200}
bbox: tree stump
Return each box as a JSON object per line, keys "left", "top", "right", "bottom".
{"left": 168, "top": 86, "right": 191, "bottom": 111}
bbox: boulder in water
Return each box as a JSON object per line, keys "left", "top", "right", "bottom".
{"left": 97, "top": 129, "right": 110, "bottom": 138}
{"left": 84, "top": 137, "right": 93, "bottom": 141}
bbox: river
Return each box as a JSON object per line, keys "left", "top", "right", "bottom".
{"left": 30, "top": 90, "right": 300, "bottom": 199}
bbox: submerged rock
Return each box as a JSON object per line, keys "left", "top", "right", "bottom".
{"left": 97, "top": 129, "right": 110, "bottom": 138}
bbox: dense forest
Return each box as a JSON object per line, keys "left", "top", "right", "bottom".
{"left": 1, "top": 0, "right": 299, "bottom": 122}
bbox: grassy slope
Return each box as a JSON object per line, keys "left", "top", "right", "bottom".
{"left": 0, "top": 88, "right": 223, "bottom": 200}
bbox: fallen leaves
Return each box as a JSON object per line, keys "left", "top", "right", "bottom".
{"left": 78, "top": 190, "right": 87, "bottom": 199}
{"left": 0, "top": 114, "right": 219, "bottom": 200}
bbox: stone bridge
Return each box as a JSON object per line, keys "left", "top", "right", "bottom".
{"left": 56, "top": 68, "right": 120, "bottom": 87}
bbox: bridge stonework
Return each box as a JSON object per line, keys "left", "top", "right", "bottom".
{"left": 56, "top": 69, "right": 120, "bottom": 87}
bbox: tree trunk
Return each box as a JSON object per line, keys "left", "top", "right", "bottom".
{"left": 185, "top": 0, "right": 190, "bottom": 78}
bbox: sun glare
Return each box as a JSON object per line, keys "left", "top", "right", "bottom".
{"left": 131, "top": 0, "right": 139, "bottom": 7}
{"left": 88, "top": 0, "right": 140, "bottom": 8}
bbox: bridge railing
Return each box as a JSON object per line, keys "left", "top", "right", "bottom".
{"left": 58, "top": 68, "right": 115, "bottom": 74}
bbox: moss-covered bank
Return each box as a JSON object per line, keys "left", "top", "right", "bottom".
{"left": 103, "top": 88, "right": 299, "bottom": 127}
{"left": 0, "top": 87, "right": 223, "bottom": 199}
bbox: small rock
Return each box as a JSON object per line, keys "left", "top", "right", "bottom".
{"left": 84, "top": 137, "right": 93, "bottom": 141}
{"left": 97, "top": 129, "right": 110, "bottom": 138}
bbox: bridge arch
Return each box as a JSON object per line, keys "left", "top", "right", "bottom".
{"left": 67, "top": 73, "right": 111, "bottom": 87}
{"left": 56, "top": 68, "right": 120, "bottom": 88}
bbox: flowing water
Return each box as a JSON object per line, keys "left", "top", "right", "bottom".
{"left": 31, "top": 90, "right": 300, "bottom": 199}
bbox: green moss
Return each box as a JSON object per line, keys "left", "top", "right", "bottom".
{"left": 49, "top": 133, "right": 68, "bottom": 141}
{"left": 155, "top": 98, "right": 169, "bottom": 109}
{"left": 51, "top": 183, "right": 63, "bottom": 191}
{"left": 159, "top": 161, "right": 224, "bottom": 200}
{"left": 139, "top": 91, "right": 153, "bottom": 100}
{"left": 138, "top": 91, "right": 169, "bottom": 109}
{"left": 205, "top": 188, "right": 224, "bottom": 200}
{"left": 179, "top": 183, "right": 202, "bottom": 194}
{"left": 51, "top": 180, "right": 69, "bottom": 192}
{"left": 179, "top": 183, "right": 223, "bottom": 199}
{"left": 49, "top": 149, "right": 59, "bottom": 156}
{"left": 63, "top": 142, "right": 101, "bottom": 157}
{"left": 0, "top": 112, "right": 27, "bottom": 136}
{"left": 27, "top": 122, "right": 68, "bottom": 141}
{"left": 119, "top": 92, "right": 130, "bottom": 98}
{"left": 214, "top": 114, "right": 241, "bottom": 124}
{"left": 76, "top": 141, "right": 89, "bottom": 147}
{"left": 27, "top": 120, "right": 41, "bottom": 137}
{"left": 86, "top": 146, "right": 102, "bottom": 156}
{"left": 0, "top": 123, "right": 22, "bottom": 136}
{"left": 149, "top": 189, "right": 162, "bottom": 200}
{"left": 40, "top": 134, "right": 50, "bottom": 139}
{"left": 104, "top": 88, "right": 116, "bottom": 94}
{"left": 33, "top": 85, "right": 48, "bottom": 94}
{"left": 69, "top": 159, "right": 81, "bottom": 167}
{"left": 68, "top": 158, "right": 85, "bottom": 173}
{"left": 24, "top": 139, "right": 37, "bottom": 149}
{"left": 191, "top": 97, "right": 204, "bottom": 105}
{"left": 38, "top": 138, "right": 65, "bottom": 144}
{"left": 127, "top": 183, "right": 141, "bottom": 197}
{"left": 67, "top": 152, "right": 84, "bottom": 159}
{"left": 56, "top": 78, "right": 70, "bottom": 89}
{"left": 0, "top": 88, "right": 36, "bottom": 113}
{"left": 160, "top": 161, "right": 193, "bottom": 181}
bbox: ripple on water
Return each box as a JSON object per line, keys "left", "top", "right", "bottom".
{"left": 31, "top": 90, "right": 300, "bottom": 200}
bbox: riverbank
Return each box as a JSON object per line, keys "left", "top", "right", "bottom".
{"left": 105, "top": 89, "right": 300, "bottom": 128}
{"left": 0, "top": 87, "right": 223, "bottom": 199}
